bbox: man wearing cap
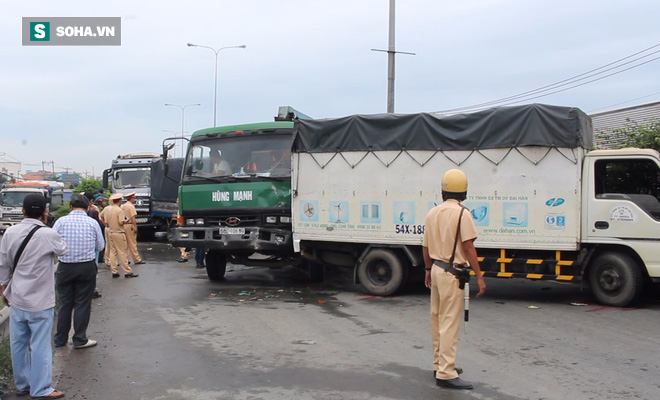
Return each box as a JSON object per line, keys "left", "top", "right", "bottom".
{"left": 121, "top": 192, "right": 145, "bottom": 265}
{"left": 100, "top": 193, "right": 138, "bottom": 278}
{"left": 0, "top": 193, "right": 67, "bottom": 399}
{"left": 53, "top": 194, "right": 104, "bottom": 349}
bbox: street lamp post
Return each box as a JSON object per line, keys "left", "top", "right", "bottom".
{"left": 187, "top": 43, "right": 246, "bottom": 126}
{"left": 165, "top": 103, "right": 201, "bottom": 157}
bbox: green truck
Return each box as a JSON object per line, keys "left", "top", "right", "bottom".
{"left": 171, "top": 107, "right": 319, "bottom": 280}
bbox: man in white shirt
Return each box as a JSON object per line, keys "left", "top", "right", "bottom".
{"left": 0, "top": 193, "right": 67, "bottom": 399}
{"left": 210, "top": 150, "right": 232, "bottom": 175}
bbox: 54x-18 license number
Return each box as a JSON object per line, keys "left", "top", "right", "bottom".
{"left": 395, "top": 224, "right": 425, "bottom": 234}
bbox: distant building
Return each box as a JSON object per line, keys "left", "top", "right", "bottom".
{"left": 591, "top": 100, "right": 660, "bottom": 149}
{"left": 0, "top": 162, "right": 21, "bottom": 181}
{"left": 21, "top": 170, "right": 55, "bottom": 181}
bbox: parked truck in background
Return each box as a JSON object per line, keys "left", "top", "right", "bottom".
{"left": 290, "top": 104, "right": 660, "bottom": 307}
{"left": 171, "top": 106, "right": 317, "bottom": 280}
{"left": 0, "top": 181, "right": 65, "bottom": 233}
{"left": 103, "top": 152, "right": 161, "bottom": 234}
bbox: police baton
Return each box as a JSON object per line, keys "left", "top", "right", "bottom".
{"left": 464, "top": 282, "right": 470, "bottom": 332}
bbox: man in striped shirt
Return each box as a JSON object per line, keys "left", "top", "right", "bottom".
{"left": 52, "top": 194, "right": 105, "bottom": 349}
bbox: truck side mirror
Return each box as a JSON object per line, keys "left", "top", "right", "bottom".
{"left": 102, "top": 169, "right": 110, "bottom": 189}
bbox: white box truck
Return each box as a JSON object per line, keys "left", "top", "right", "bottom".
{"left": 291, "top": 104, "right": 660, "bottom": 307}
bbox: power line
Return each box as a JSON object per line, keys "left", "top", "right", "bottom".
{"left": 433, "top": 43, "right": 660, "bottom": 114}
{"left": 587, "top": 91, "right": 660, "bottom": 113}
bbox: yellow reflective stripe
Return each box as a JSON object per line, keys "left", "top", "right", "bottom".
{"left": 526, "top": 259, "right": 544, "bottom": 264}
{"left": 526, "top": 273, "right": 544, "bottom": 279}
{"left": 497, "top": 272, "right": 514, "bottom": 277}
{"left": 557, "top": 275, "right": 575, "bottom": 281}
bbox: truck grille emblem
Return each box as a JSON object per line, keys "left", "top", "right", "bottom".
{"left": 226, "top": 217, "right": 241, "bottom": 226}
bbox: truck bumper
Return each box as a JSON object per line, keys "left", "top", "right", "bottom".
{"left": 173, "top": 226, "right": 293, "bottom": 252}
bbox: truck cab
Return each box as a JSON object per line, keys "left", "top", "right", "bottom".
{"left": 582, "top": 148, "right": 660, "bottom": 305}
{"left": 103, "top": 152, "right": 161, "bottom": 232}
{"left": 0, "top": 182, "right": 64, "bottom": 233}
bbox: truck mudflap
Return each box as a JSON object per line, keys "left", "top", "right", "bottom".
{"left": 173, "top": 226, "right": 293, "bottom": 252}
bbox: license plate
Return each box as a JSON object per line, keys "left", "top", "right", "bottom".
{"left": 136, "top": 218, "right": 148, "bottom": 224}
{"left": 219, "top": 227, "right": 245, "bottom": 235}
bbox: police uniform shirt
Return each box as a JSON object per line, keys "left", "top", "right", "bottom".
{"left": 101, "top": 204, "right": 127, "bottom": 233}
{"left": 423, "top": 199, "right": 477, "bottom": 266}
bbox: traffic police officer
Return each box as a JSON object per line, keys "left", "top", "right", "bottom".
{"left": 121, "top": 192, "right": 145, "bottom": 265}
{"left": 100, "top": 193, "right": 138, "bottom": 278}
{"left": 423, "top": 169, "right": 486, "bottom": 390}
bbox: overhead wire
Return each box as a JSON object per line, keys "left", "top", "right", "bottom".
{"left": 433, "top": 43, "right": 660, "bottom": 114}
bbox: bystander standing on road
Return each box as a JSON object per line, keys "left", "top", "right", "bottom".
{"left": 195, "top": 247, "right": 206, "bottom": 269}
{"left": 93, "top": 187, "right": 104, "bottom": 201}
{"left": 95, "top": 196, "right": 110, "bottom": 265}
{"left": 121, "top": 192, "right": 145, "bottom": 265}
{"left": 100, "top": 193, "right": 138, "bottom": 278}
{"left": 0, "top": 193, "right": 67, "bottom": 399}
{"left": 52, "top": 194, "right": 105, "bottom": 349}
{"left": 423, "top": 169, "right": 486, "bottom": 390}
{"left": 84, "top": 192, "right": 104, "bottom": 299}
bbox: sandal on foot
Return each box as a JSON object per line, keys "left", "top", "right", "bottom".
{"left": 31, "top": 389, "right": 65, "bottom": 399}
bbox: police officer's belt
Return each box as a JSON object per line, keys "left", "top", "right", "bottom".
{"left": 433, "top": 260, "right": 467, "bottom": 278}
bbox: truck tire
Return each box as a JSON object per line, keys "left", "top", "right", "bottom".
{"left": 357, "top": 249, "right": 406, "bottom": 296}
{"left": 589, "top": 252, "right": 643, "bottom": 307}
{"left": 205, "top": 250, "right": 227, "bottom": 281}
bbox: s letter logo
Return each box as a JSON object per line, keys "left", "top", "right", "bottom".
{"left": 30, "top": 22, "right": 50, "bottom": 41}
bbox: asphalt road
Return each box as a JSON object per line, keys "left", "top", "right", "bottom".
{"left": 6, "top": 241, "right": 660, "bottom": 400}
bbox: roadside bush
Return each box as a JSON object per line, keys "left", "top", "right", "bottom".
{"left": 74, "top": 178, "right": 106, "bottom": 197}
{"left": 0, "top": 336, "right": 12, "bottom": 391}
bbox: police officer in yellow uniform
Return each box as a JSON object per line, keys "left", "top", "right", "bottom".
{"left": 121, "top": 192, "right": 145, "bottom": 265}
{"left": 423, "top": 169, "right": 486, "bottom": 390}
{"left": 101, "top": 193, "right": 138, "bottom": 278}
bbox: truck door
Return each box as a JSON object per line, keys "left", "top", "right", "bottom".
{"left": 587, "top": 155, "right": 660, "bottom": 240}
{"left": 584, "top": 154, "right": 660, "bottom": 305}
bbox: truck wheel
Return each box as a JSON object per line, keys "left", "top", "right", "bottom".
{"left": 589, "top": 252, "right": 643, "bottom": 307}
{"left": 357, "top": 249, "right": 406, "bottom": 296}
{"left": 205, "top": 251, "right": 227, "bottom": 281}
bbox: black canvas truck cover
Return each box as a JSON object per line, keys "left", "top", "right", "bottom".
{"left": 292, "top": 104, "right": 593, "bottom": 153}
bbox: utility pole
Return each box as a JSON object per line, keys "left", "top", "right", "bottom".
{"left": 371, "top": 0, "right": 415, "bottom": 113}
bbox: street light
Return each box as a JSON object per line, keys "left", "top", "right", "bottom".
{"left": 165, "top": 103, "right": 201, "bottom": 157}
{"left": 187, "top": 43, "right": 246, "bottom": 126}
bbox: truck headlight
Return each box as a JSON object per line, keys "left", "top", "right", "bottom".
{"left": 266, "top": 216, "right": 277, "bottom": 223}
{"left": 186, "top": 218, "right": 196, "bottom": 226}
{"left": 280, "top": 216, "right": 291, "bottom": 223}
{"left": 195, "top": 218, "right": 204, "bottom": 225}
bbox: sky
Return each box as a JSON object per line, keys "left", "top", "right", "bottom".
{"left": 1, "top": 0, "right": 659, "bottom": 177}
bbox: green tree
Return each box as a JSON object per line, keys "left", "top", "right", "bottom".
{"left": 611, "top": 119, "right": 660, "bottom": 151}
{"left": 75, "top": 177, "right": 106, "bottom": 196}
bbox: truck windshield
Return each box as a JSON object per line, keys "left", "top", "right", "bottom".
{"left": 114, "top": 168, "right": 151, "bottom": 189}
{"left": 184, "top": 135, "right": 292, "bottom": 180}
{"left": 0, "top": 192, "right": 31, "bottom": 207}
